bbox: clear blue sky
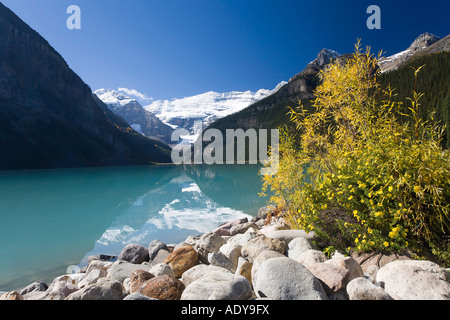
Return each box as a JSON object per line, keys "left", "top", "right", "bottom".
{"left": 1, "top": 0, "right": 449, "bottom": 100}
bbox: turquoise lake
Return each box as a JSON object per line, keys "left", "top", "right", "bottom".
{"left": 0, "top": 164, "right": 269, "bottom": 291}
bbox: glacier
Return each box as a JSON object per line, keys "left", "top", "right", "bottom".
{"left": 143, "top": 81, "right": 288, "bottom": 135}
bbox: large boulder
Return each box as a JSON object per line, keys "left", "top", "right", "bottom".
{"left": 129, "top": 269, "right": 155, "bottom": 293}
{"left": 65, "top": 278, "right": 125, "bottom": 300}
{"left": 118, "top": 243, "right": 150, "bottom": 264}
{"left": 306, "top": 263, "right": 350, "bottom": 295}
{"left": 78, "top": 268, "right": 107, "bottom": 288}
{"left": 107, "top": 261, "right": 152, "bottom": 283}
{"left": 325, "top": 255, "right": 365, "bottom": 286}
{"left": 148, "top": 240, "right": 169, "bottom": 262}
{"left": 253, "top": 257, "right": 328, "bottom": 300}
{"left": 213, "top": 218, "right": 248, "bottom": 236}
{"left": 346, "top": 277, "right": 393, "bottom": 300}
{"left": 163, "top": 245, "right": 199, "bottom": 277}
{"left": 251, "top": 250, "right": 285, "bottom": 287}
{"left": 194, "top": 232, "right": 227, "bottom": 264}
{"left": 181, "top": 271, "right": 252, "bottom": 300}
{"left": 241, "top": 235, "right": 286, "bottom": 263}
{"left": 287, "top": 237, "right": 315, "bottom": 259}
{"left": 138, "top": 275, "right": 185, "bottom": 300}
{"left": 0, "top": 291, "right": 23, "bottom": 300}
{"left": 19, "top": 281, "right": 48, "bottom": 296}
{"left": 376, "top": 260, "right": 450, "bottom": 300}
{"left": 296, "top": 250, "right": 327, "bottom": 268}
{"left": 180, "top": 265, "right": 232, "bottom": 287}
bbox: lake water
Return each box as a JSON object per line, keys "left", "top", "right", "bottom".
{"left": 0, "top": 164, "right": 269, "bottom": 291}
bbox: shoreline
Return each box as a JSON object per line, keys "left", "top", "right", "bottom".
{"left": 1, "top": 206, "right": 449, "bottom": 300}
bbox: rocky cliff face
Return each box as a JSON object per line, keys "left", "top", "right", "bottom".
{"left": 378, "top": 33, "right": 443, "bottom": 73}
{"left": 0, "top": 3, "right": 172, "bottom": 170}
{"left": 94, "top": 89, "right": 175, "bottom": 145}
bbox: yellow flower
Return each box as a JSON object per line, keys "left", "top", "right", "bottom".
{"left": 348, "top": 195, "right": 354, "bottom": 201}
{"left": 388, "top": 186, "right": 394, "bottom": 192}
{"left": 383, "top": 241, "right": 390, "bottom": 247}
{"left": 367, "top": 228, "right": 373, "bottom": 234}
{"left": 374, "top": 211, "right": 384, "bottom": 218}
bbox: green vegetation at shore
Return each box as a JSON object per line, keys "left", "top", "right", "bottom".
{"left": 261, "top": 42, "right": 450, "bottom": 266}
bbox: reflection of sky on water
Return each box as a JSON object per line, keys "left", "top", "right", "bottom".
{"left": 78, "top": 168, "right": 261, "bottom": 267}
{"left": 0, "top": 164, "right": 267, "bottom": 291}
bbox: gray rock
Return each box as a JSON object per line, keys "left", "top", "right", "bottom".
{"left": 241, "top": 235, "right": 286, "bottom": 263}
{"left": 230, "top": 222, "right": 259, "bottom": 236}
{"left": 86, "top": 260, "right": 113, "bottom": 275}
{"left": 376, "top": 260, "right": 450, "bottom": 300}
{"left": 266, "top": 229, "right": 317, "bottom": 244}
{"left": 78, "top": 268, "right": 107, "bottom": 288}
{"left": 219, "top": 242, "right": 242, "bottom": 271}
{"left": 307, "top": 263, "right": 350, "bottom": 295}
{"left": 194, "top": 232, "right": 227, "bottom": 264}
{"left": 254, "top": 257, "right": 328, "bottom": 300}
{"left": 257, "top": 206, "right": 277, "bottom": 220}
{"left": 227, "top": 228, "right": 260, "bottom": 247}
{"left": 107, "top": 261, "right": 152, "bottom": 283}
{"left": 181, "top": 265, "right": 232, "bottom": 287}
{"left": 325, "top": 256, "right": 364, "bottom": 286}
{"left": 287, "top": 237, "right": 314, "bottom": 259}
{"left": 347, "top": 277, "right": 393, "bottom": 300}
{"left": 208, "top": 252, "right": 235, "bottom": 272}
{"left": 251, "top": 250, "right": 285, "bottom": 287}
{"left": 148, "top": 240, "right": 169, "bottom": 261}
{"left": 149, "top": 249, "right": 170, "bottom": 266}
{"left": 181, "top": 271, "right": 252, "bottom": 300}
{"left": 19, "top": 281, "right": 48, "bottom": 295}
{"left": 123, "top": 292, "right": 158, "bottom": 300}
{"left": 149, "top": 263, "right": 175, "bottom": 277}
{"left": 213, "top": 218, "right": 248, "bottom": 236}
{"left": 65, "top": 278, "right": 124, "bottom": 300}
{"left": 46, "top": 279, "right": 79, "bottom": 298}
{"left": 296, "top": 250, "right": 327, "bottom": 268}
{"left": 22, "top": 291, "right": 50, "bottom": 300}
{"left": 118, "top": 243, "right": 150, "bottom": 264}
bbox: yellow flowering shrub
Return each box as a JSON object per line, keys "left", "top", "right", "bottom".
{"left": 262, "top": 42, "right": 450, "bottom": 264}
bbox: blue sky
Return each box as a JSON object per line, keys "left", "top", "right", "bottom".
{"left": 1, "top": 0, "right": 449, "bottom": 100}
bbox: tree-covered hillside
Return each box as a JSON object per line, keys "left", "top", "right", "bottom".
{"left": 378, "top": 51, "right": 450, "bottom": 148}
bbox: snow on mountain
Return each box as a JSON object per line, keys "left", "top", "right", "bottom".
{"left": 143, "top": 81, "right": 288, "bottom": 134}
{"left": 378, "top": 33, "right": 441, "bottom": 73}
{"left": 94, "top": 88, "right": 174, "bottom": 144}
{"left": 117, "top": 87, "right": 154, "bottom": 106}
{"left": 94, "top": 88, "right": 136, "bottom": 110}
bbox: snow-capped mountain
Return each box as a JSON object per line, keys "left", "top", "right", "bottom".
{"left": 143, "top": 81, "right": 287, "bottom": 136}
{"left": 94, "top": 89, "right": 174, "bottom": 144}
{"left": 378, "top": 32, "right": 441, "bottom": 73}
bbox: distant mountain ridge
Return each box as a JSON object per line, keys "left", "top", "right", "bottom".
{"left": 207, "top": 33, "right": 449, "bottom": 135}
{"left": 378, "top": 32, "right": 444, "bottom": 73}
{"left": 0, "top": 3, "right": 172, "bottom": 170}
{"left": 143, "top": 82, "right": 288, "bottom": 135}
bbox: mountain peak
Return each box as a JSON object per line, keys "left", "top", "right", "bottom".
{"left": 408, "top": 32, "right": 441, "bottom": 51}
{"left": 309, "top": 48, "right": 341, "bottom": 68}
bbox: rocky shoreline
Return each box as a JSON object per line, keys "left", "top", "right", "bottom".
{"left": 1, "top": 206, "right": 449, "bottom": 300}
